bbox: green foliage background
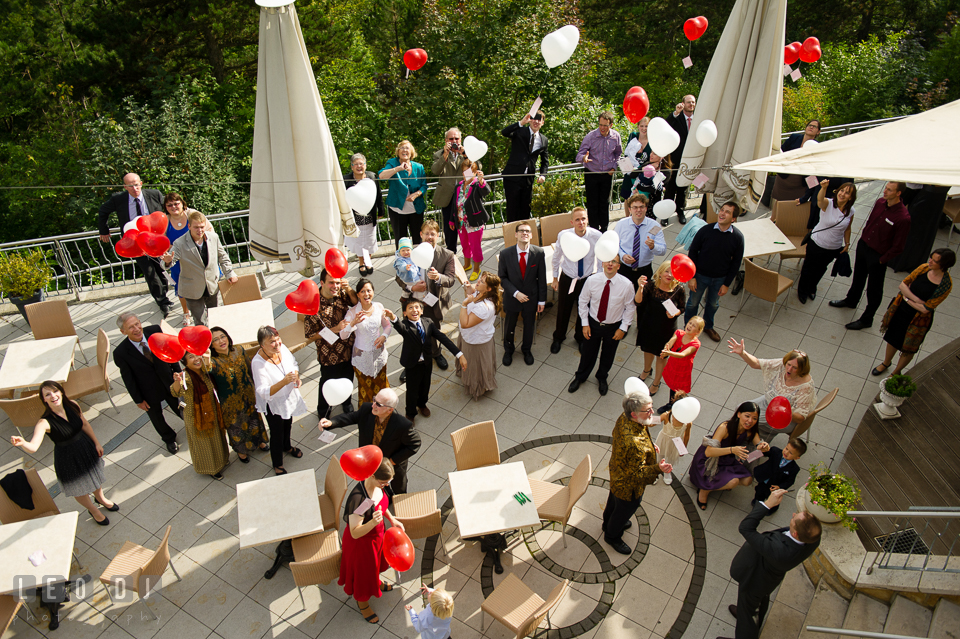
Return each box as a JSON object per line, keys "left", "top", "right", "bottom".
{"left": 1, "top": 0, "right": 957, "bottom": 243}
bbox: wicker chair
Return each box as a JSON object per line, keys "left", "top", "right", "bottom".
{"left": 24, "top": 299, "right": 87, "bottom": 364}
{"left": 0, "top": 393, "right": 45, "bottom": 439}
{"left": 277, "top": 314, "right": 316, "bottom": 355}
{"left": 481, "top": 573, "right": 569, "bottom": 638}
{"left": 740, "top": 258, "right": 794, "bottom": 325}
{"left": 317, "top": 455, "right": 348, "bottom": 533}
{"left": 538, "top": 213, "right": 570, "bottom": 247}
{"left": 944, "top": 197, "right": 960, "bottom": 242}
{"left": 502, "top": 219, "right": 541, "bottom": 248}
{"left": 771, "top": 200, "right": 810, "bottom": 270}
{"left": 63, "top": 329, "right": 118, "bottom": 413}
{"left": 0, "top": 595, "right": 24, "bottom": 636}
{"left": 289, "top": 529, "right": 341, "bottom": 611}
{"left": 218, "top": 273, "right": 262, "bottom": 305}
{"left": 394, "top": 489, "right": 446, "bottom": 556}
{"left": 0, "top": 468, "right": 60, "bottom": 524}
{"left": 450, "top": 421, "right": 500, "bottom": 471}
{"left": 99, "top": 526, "right": 181, "bottom": 620}
{"left": 528, "top": 455, "right": 592, "bottom": 548}
{"left": 775, "top": 387, "right": 840, "bottom": 443}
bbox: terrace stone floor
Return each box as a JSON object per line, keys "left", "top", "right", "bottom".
{"left": 3, "top": 180, "right": 960, "bottom": 639}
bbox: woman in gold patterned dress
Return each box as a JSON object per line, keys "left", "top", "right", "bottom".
{"left": 172, "top": 352, "right": 230, "bottom": 479}
{"left": 208, "top": 327, "right": 269, "bottom": 462}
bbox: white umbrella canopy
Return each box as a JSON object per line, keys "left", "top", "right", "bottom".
{"left": 735, "top": 99, "right": 960, "bottom": 187}
{"left": 248, "top": 1, "right": 356, "bottom": 273}
{"left": 677, "top": 0, "right": 787, "bottom": 211}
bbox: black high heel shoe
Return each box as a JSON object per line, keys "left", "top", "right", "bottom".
{"left": 95, "top": 497, "right": 120, "bottom": 512}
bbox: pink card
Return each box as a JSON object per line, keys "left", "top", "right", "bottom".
{"left": 528, "top": 97, "right": 543, "bottom": 119}
{"left": 746, "top": 450, "right": 764, "bottom": 463}
{"left": 805, "top": 175, "right": 819, "bottom": 188}
{"left": 692, "top": 173, "right": 710, "bottom": 188}
{"left": 783, "top": 64, "right": 792, "bottom": 76}
{"left": 354, "top": 498, "right": 375, "bottom": 515}
{"left": 682, "top": 56, "right": 693, "bottom": 69}
{"left": 568, "top": 278, "right": 577, "bottom": 294}
{"left": 672, "top": 437, "right": 688, "bottom": 456}
{"left": 790, "top": 69, "right": 802, "bottom": 82}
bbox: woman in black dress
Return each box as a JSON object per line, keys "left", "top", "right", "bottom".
{"left": 10, "top": 381, "right": 117, "bottom": 526}
{"left": 634, "top": 260, "right": 686, "bottom": 393}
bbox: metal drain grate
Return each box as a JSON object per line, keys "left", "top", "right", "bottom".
{"left": 874, "top": 527, "right": 930, "bottom": 554}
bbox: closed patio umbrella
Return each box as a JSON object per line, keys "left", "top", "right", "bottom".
{"left": 248, "top": 0, "right": 356, "bottom": 273}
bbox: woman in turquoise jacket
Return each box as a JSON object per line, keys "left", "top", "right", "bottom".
{"left": 379, "top": 140, "right": 428, "bottom": 248}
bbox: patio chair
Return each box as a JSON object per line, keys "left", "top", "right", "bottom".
{"left": 317, "top": 455, "right": 348, "bottom": 533}
{"left": 502, "top": 219, "right": 540, "bottom": 248}
{"left": 528, "top": 455, "right": 592, "bottom": 548}
{"left": 0, "top": 468, "right": 60, "bottom": 524}
{"left": 218, "top": 273, "right": 262, "bottom": 305}
{"left": 450, "top": 421, "right": 500, "bottom": 471}
{"left": 740, "top": 258, "right": 794, "bottom": 325}
{"left": 99, "top": 526, "right": 182, "bottom": 621}
{"left": 788, "top": 387, "right": 840, "bottom": 443}
{"left": 393, "top": 489, "right": 446, "bottom": 558}
{"left": 0, "top": 595, "right": 24, "bottom": 636}
{"left": 63, "top": 329, "right": 118, "bottom": 413}
{"left": 0, "top": 393, "right": 45, "bottom": 439}
{"left": 277, "top": 314, "right": 316, "bottom": 355}
{"left": 538, "top": 212, "right": 569, "bottom": 247}
{"left": 944, "top": 197, "right": 960, "bottom": 242}
{"left": 290, "top": 529, "right": 341, "bottom": 611}
{"left": 771, "top": 200, "right": 810, "bottom": 270}
{"left": 25, "top": 299, "right": 87, "bottom": 364}
{"left": 480, "top": 573, "right": 568, "bottom": 638}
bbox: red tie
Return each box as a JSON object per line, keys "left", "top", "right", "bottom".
{"left": 686, "top": 116, "right": 692, "bottom": 130}
{"left": 519, "top": 251, "right": 527, "bottom": 278}
{"left": 597, "top": 280, "right": 611, "bottom": 322}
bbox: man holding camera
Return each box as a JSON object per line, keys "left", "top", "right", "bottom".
{"left": 432, "top": 127, "right": 465, "bottom": 253}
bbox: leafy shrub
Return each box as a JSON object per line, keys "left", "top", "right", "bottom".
{"left": 806, "top": 462, "right": 862, "bottom": 531}
{"left": 884, "top": 374, "right": 916, "bottom": 398}
{"left": 0, "top": 249, "right": 53, "bottom": 298}
{"left": 531, "top": 176, "right": 580, "bottom": 218}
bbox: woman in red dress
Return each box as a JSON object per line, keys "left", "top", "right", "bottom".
{"left": 339, "top": 458, "right": 405, "bottom": 623}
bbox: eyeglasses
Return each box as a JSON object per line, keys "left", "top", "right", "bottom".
{"left": 517, "top": 229, "right": 532, "bottom": 234}
{"left": 373, "top": 400, "right": 387, "bottom": 408}
{"left": 447, "top": 136, "right": 461, "bottom": 141}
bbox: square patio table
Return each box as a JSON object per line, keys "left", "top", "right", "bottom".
{"left": 448, "top": 461, "right": 541, "bottom": 538}
{"left": 0, "top": 335, "right": 78, "bottom": 392}
{"left": 735, "top": 218, "right": 796, "bottom": 259}
{"left": 0, "top": 512, "right": 78, "bottom": 596}
{"left": 206, "top": 298, "right": 274, "bottom": 346}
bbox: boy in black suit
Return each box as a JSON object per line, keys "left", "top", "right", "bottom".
{"left": 752, "top": 438, "right": 806, "bottom": 513}
{"left": 386, "top": 299, "right": 466, "bottom": 423}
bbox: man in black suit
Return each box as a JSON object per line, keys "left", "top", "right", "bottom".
{"left": 386, "top": 299, "right": 466, "bottom": 423}
{"left": 98, "top": 173, "right": 173, "bottom": 316}
{"left": 113, "top": 312, "right": 182, "bottom": 453}
{"left": 498, "top": 221, "right": 547, "bottom": 366}
{"left": 752, "top": 439, "right": 806, "bottom": 512}
{"left": 721, "top": 489, "right": 822, "bottom": 639}
{"left": 664, "top": 96, "right": 696, "bottom": 225}
{"left": 319, "top": 388, "right": 421, "bottom": 494}
{"left": 501, "top": 111, "right": 549, "bottom": 222}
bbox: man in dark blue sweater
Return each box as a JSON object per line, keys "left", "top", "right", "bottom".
{"left": 684, "top": 202, "right": 745, "bottom": 342}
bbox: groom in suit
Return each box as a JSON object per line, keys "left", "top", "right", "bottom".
{"left": 98, "top": 173, "right": 173, "bottom": 316}
{"left": 501, "top": 111, "right": 549, "bottom": 222}
{"left": 664, "top": 95, "right": 696, "bottom": 225}
{"left": 498, "top": 221, "right": 547, "bottom": 366}
{"left": 721, "top": 488, "right": 822, "bottom": 639}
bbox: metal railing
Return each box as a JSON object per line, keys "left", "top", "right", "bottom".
{"left": 848, "top": 508, "right": 960, "bottom": 574}
{"left": 781, "top": 115, "right": 907, "bottom": 141}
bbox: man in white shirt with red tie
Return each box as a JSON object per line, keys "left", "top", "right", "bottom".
{"left": 569, "top": 254, "right": 635, "bottom": 396}
{"left": 498, "top": 222, "right": 547, "bottom": 366}
{"left": 664, "top": 95, "right": 696, "bottom": 225}
{"left": 551, "top": 207, "right": 602, "bottom": 353}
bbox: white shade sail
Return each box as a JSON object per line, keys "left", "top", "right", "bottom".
{"left": 734, "top": 99, "right": 960, "bottom": 187}
{"left": 677, "top": 0, "right": 787, "bottom": 211}
{"left": 248, "top": 3, "right": 356, "bottom": 273}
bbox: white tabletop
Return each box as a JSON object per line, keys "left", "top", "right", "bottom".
{"left": 236, "top": 469, "right": 323, "bottom": 549}
{"left": 448, "top": 461, "right": 541, "bottom": 538}
{"left": 0, "top": 512, "right": 78, "bottom": 596}
{"left": 735, "top": 218, "right": 796, "bottom": 259}
{"left": 0, "top": 335, "right": 78, "bottom": 391}
{"left": 206, "top": 299, "right": 274, "bottom": 345}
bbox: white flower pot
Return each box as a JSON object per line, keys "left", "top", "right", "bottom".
{"left": 877, "top": 380, "right": 908, "bottom": 418}
{"left": 797, "top": 483, "right": 840, "bottom": 524}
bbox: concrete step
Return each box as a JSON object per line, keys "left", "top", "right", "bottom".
{"left": 842, "top": 592, "right": 888, "bottom": 634}
{"left": 797, "top": 581, "right": 849, "bottom": 639}
{"left": 883, "top": 594, "right": 932, "bottom": 637}
{"left": 929, "top": 598, "right": 960, "bottom": 639}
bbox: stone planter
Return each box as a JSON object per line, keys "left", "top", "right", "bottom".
{"left": 877, "top": 380, "right": 908, "bottom": 418}
{"left": 797, "top": 483, "right": 841, "bottom": 524}
{"left": 8, "top": 289, "right": 45, "bottom": 326}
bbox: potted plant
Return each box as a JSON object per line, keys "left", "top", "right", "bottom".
{"left": 877, "top": 374, "right": 916, "bottom": 417}
{"left": 798, "top": 462, "right": 862, "bottom": 530}
{"left": 0, "top": 249, "right": 53, "bottom": 324}
{"left": 530, "top": 176, "right": 580, "bottom": 219}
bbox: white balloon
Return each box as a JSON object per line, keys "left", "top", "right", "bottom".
{"left": 671, "top": 397, "right": 701, "bottom": 423}
{"left": 653, "top": 199, "right": 676, "bottom": 218}
{"left": 462, "top": 135, "right": 488, "bottom": 162}
{"left": 600, "top": 230, "right": 619, "bottom": 246}
{"left": 123, "top": 221, "right": 140, "bottom": 234}
{"left": 558, "top": 231, "right": 590, "bottom": 262}
{"left": 410, "top": 242, "right": 435, "bottom": 270}
{"left": 595, "top": 237, "right": 619, "bottom": 263}
{"left": 540, "top": 26, "right": 579, "bottom": 68}
{"left": 803, "top": 139, "right": 819, "bottom": 148}
{"left": 647, "top": 117, "right": 681, "bottom": 157}
{"left": 624, "top": 377, "right": 650, "bottom": 396}
{"left": 558, "top": 25, "right": 580, "bottom": 50}
{"left": 696, "top": 120, "right": 718, "bottom": 147}
{"left": 345, "top": 178, "right": 377, "bottom": 214}
{"left": 322, "top": 378, "right": 354, "bottom": 406}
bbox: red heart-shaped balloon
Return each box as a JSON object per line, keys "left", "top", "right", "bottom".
{"left": 670, "top": 254, "right": 697, "bottom": 283}
{"left": 383, "top": 527, "right": 416, "bottom": 572}
{"left": 179, "top": 325, "right": 212, "bottom": 356}
{"left": 116, "top": 235, "right": 145, "bottom": 258}
{"left": 148, "top": 333, "right": 186, "bottom": 363}
{"left": 403, "top": 48, "right": 428, "bottom": 72}
{"left": 285, "top": 279, "right": 320, "bottom": 316}
{"left": 623, "top": 86, "right": 650, "bottom": 124}
{"left": 684, "top": 16, "right": 708, "bottom": 41}
{"left": 799, "top": 37, "right": 821, "bottom": 63}
{"left": 784, "top": 42, "right": 802, "bottom": 65}
{"left": 340, "top": 446, "right": 384, "bottom": 482}
{"left": 136, "top": 211, "right": 169, "bottom": 235}
{"left": 324, "top": 247, "right": 349, "bottom": 279}
{"left": 135, "top": 232, "right": 171, "bottom": 258}
{"left": 766, "top": 396, "right": 793, "bottom": 430}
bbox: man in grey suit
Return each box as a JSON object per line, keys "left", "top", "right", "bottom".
{"left": 720, "top": 488, "right": 822, "bottom": 639}
{"left": 498, "top": 221, "right": 547, "bottom": 366}
{"left": 162, "top": 211, "right": 237, "bottom": 326}
{"left": 431, "top": 127, "right": 465, "bottom": 254}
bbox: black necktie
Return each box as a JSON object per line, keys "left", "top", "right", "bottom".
{"left": 134, "top": 197, "right": 143, "bottom": 218}
{"left": 529, "top": 131, "right": 535, "bottom": 153}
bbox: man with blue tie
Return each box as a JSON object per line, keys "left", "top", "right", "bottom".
{"left": 551, "top": 207, "right": 602, "bottom": 353}
{"left": 614, "top": 194, "right": 667, "bottom": 290}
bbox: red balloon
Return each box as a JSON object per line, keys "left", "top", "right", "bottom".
{"left": 340, "top": 446, "right": 384, "bottom": 482}
{"left": 683, "top": 16, "right": 708, "bottom": 41}
{"left": 670, "top": 254, "right": 697, "bottom": 283}
{"left": 799, "top": 37, "right": 821, "bottom": 63}
{"left": 784, "top": 42, "right": 802, "bottom": 66}
{"left": 383, "top": 527, "right": 416, "bottom": 572}
{"left": 403, "top": 48, "right": 428, "bottom": 72}
{"left": 115, "top": 235, "right": 144, "bottom": 258}
{"left": 285, "top": 279, "right": 320, "bottom": 316}
{"left": 135, "top": 232, "right": 171, "bottom": 258}
{"left": 148, "top": 333, "right": 186, "bottom": 364}
{"left": 766, "top": 396, "right": 793, "bottom": 430}
{"left": 324, "top": 247, "right": 348, "bottom": 279}
{"left": 623, "top": 86, "right": 650, "bottom": 124}
{"left": 136, "top": 211, "right": 169, "bottom": 235}
{"left": 179, "top": 325, "right": 212, "bottom": 356}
